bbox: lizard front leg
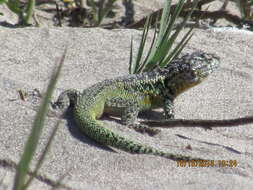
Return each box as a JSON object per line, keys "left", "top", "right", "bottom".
{"left": 163, "top": 98, "right": 175, "bottom": 119}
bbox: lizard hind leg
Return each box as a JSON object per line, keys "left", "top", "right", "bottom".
{"left": 121, "top": 104, "right": 161, "bottom": 136}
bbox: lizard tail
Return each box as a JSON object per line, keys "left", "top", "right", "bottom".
{"left": 74, "top": 113, "right": 202, "bottom": 161}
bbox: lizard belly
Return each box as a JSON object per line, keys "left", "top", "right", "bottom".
{"left": 138, "top": 94, "right": 164, "bottom": 111}
{"left": 89, "top": 101, "right": 105, "bottom": 119}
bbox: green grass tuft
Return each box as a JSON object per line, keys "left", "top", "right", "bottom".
{"left": 129, "top": 0, "right": 199, "bottom": 74}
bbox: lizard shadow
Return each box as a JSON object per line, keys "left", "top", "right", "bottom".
{"left": 61, "top": 106, "right": 249, "bottom": 155}
{"left": 104, "top": 109, "right": 164, "bottom": 125}
{"left": 62, "top": 108, "right": 117, "bottom": 153}
{"left": 138, "top": 110, "right": 165, "bottom": 120}
{"left": 137, "top": 112, "right": 244, "bottom": 155}
{"left": 114, "top": 108, "right": 249, "bottom": 155}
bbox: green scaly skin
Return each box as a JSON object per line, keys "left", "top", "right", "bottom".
{"left": 54, "top": 51, "right": 220, "bottom": 161}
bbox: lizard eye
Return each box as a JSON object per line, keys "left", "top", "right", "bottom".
{"left": 182, "top": 70, "right": 198, "bottom": 82}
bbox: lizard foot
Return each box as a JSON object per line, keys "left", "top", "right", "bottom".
{"left": 128, "top": 124, "right": 161, "bottom": 136}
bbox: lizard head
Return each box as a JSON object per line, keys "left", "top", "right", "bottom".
{"left": 163, "top": 51, "right": 220, "bottom": 96}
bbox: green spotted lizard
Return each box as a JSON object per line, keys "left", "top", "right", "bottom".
{"left": 53, "top": 51, "right": 219, "bottom": 161}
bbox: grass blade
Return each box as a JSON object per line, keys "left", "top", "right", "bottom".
{"left": 130, "top": 16, "right": 152, "bottom": 74}
{"left": 161, "top": 29, "right": 193, "bottom": 68}
{"left": 13, "top": 49, "right": 66, "bottom": 190}
{"left": 24, "top": 0, "right": 35, "bottom": 25}
{"left": 156, "top": 0, "right": 172, "bottom": 43}
{"left": 162, "top": 0, "right": 198, "bottom": 50}
{"left": 128, "top": 37, "right": 134, "bottom": 74}
{"left": 97, "top": 0, "right": 117, "bottom": 26}
{"left": 138, "top": 20, "right": 158, "bottom": 73}
{"left": 151, "top": 0, "right": 196, "bottom": 65}
{"left": 144, "top": 0, "right": 173, "bottom": 67}
{"left": 22, "top": 120, "right": 61, "bottom": 189}
{"left": 129, "top": 0, "right": 199, "bottom": 73}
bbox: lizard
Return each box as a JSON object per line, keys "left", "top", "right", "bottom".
{"left": 53, "top": 51, "right": 220, "bottom": 161}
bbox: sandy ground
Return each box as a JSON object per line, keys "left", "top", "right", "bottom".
{"left": 0, "top": 25, "right": 252, "bottom": 190}
{"left": 0, "top": 1, "right": 253, "bottom": 190}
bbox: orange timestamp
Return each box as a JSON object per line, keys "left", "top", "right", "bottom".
{"left": 176, "top": 160, "right": 237, "bottom": 168}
